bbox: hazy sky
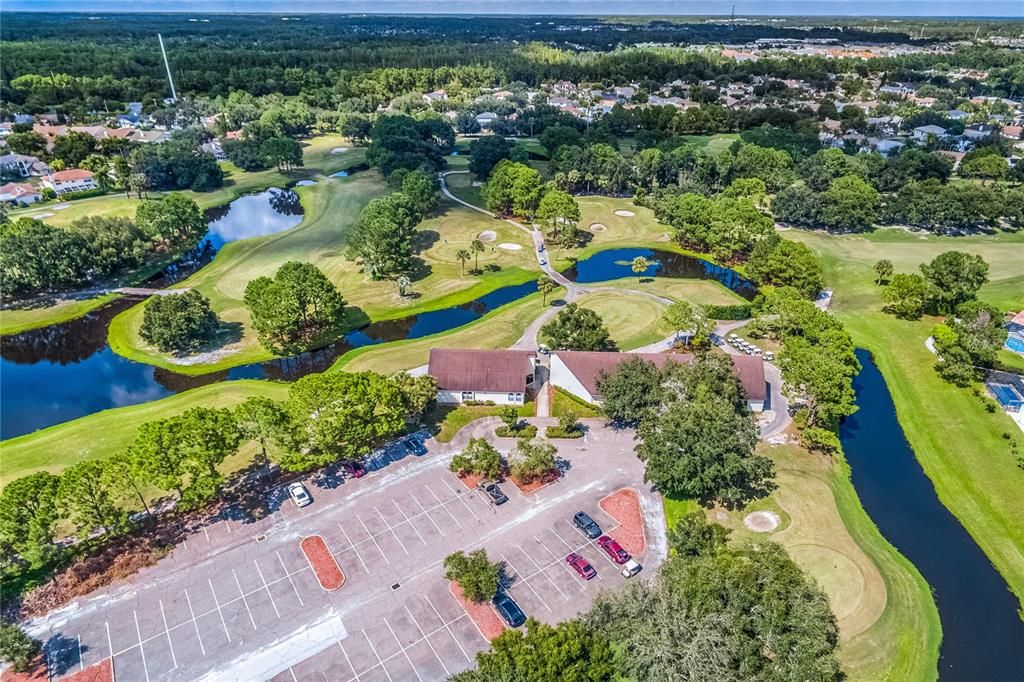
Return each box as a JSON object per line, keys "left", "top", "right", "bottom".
{"left": 5, "top": 1, "right": 1023, "bottom": 16}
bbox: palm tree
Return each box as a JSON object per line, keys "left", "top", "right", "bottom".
{"left": 456, "top": 249, "right": 471, "bottom": 275}
{"left": 396, "top": 275, "right": 412, "bottom": 297}
{"left": 470, "top": 239, "right": 485, "bottom": 273}
{"left": 631, "top": 256, "right": 651, "bottom": 276}
{"left": 537, "top": 275, "right": 556, "bottom": 306}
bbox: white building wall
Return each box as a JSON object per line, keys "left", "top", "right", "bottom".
{"left": 747, "top": 400, "right": 765, "bottom": 413}
{"left": 436, "top": 389, "right": 524, "bottom": 406}
{"left": 549, "top": 355, "right": 597, "bottom": 403}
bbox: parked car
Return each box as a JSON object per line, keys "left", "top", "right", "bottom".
{"left": 573, "top": 511, "right": 602, "bottom": 539}
{"left": 492, "top": 591, "right": 526, "bottom": 627}
{"left": 537, "top": 242, "right": 545, "bottom": 252}
{"left": 402, "top": 438, "right": 428, "bottom": 456}
{"left": 620, "top": 558, "right": 643, "bottom": 578}
{"left": 343, "top": 461, "right": 366, "bottom": 478}
{"left": 483, "top": 483, "right": 508, "bottom": 506}
{"left": 287, "top": 482, "right": 312, "bottom": 508}
{"left": 597, "top": 535, "right": 630, "bottom": 564}
{"left": 566, "top": 552, "right": 597, "bottom": 580}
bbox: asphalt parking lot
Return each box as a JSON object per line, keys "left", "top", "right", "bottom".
{"left": 29, "top": 420, "right": 666, "bottom": 682}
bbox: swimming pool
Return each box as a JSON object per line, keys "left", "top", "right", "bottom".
{"left": 1005, "top": 335, "right": 1024, "bottom": 354}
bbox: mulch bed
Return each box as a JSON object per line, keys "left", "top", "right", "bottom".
{"left": 599, "top": 487, "right": 647, "bottom": 556}
{"left": 300, "top": 535, "right": 345, "bottom": 591}
{"left": 62, "top": 659, "right": 113, "bottom": 682}
{"left": 510, "top": 469, "right": 560, "bottom": 495}
{"left": 0, "top": 655, "right": 47, "bottom": 682}
{"left": 455, "top": 472, "right": 485, "bottom": 490}
{"left": 449, "top": 582, "right": 505, "bottom": 642}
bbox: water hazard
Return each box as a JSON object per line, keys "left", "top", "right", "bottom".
{"left": 840, "top": 349, "right": 1024, "bottom": 680}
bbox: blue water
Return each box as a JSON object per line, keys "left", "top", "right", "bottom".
{"left": 1005, "top": 336, "right": 1024, "bottom": 353}
{"left": 840, "top": 349, "right": 1024, "bottom": 680}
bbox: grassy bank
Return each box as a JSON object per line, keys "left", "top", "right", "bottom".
{"left": 0, "top": 293, "right": 119, "bottom": 336}
{"left": 788, "top": 227, "right": 1024, "bottom": 609}
{"left": 575, "top": 290, "right": 671, "bottom": 350}
{"left": 1, "top": 380, "right": 287, "bottom": 487}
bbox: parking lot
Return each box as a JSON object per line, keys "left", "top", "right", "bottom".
{"left": 30, "top": 420, "right": 666, "bottom": 682}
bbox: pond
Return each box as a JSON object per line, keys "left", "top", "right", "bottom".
{"left": 564, "top": 247, "right": 758, "bottom": 300}
{"left": 840, "top": 349, "right": 1024, "bottom": 680}
{"left": 0, "top": 243, "right": 750, "bottom": 438}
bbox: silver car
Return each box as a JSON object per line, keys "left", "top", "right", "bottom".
{"left": 288, "top": 482, "right": 312, "bottom": 508}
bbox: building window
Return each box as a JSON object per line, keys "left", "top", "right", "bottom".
{"left": 461, "top": 391, "right": 474, "bottom": 401}
{"left": 515, "top": 393, "right": 523, "bottom": 402}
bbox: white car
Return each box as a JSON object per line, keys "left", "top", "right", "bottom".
{"left": 288, "top": 482, "right": 312, "bottom": 508}
{"left": 620, "top": 558, "right": 642, "bottom": 578}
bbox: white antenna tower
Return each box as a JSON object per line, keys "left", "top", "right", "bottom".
{"left": 158, "top": 33, "right": 177, "bottom": 103}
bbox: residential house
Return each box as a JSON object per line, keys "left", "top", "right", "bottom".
{"left": 1001, "top": 125, "right": 1022, "bottom": 141}
{"left": 874, "top": 139, "right": 907, "bottom": 157}
{"left": 0, "top": 153, "right": 48, "bottom": 177}
{"left": 41, "top": 169, "right": 97, "bottom": 195}
{"left": 422, "top": 90, "right": 448, "bottom": 105}
{"left": 428, "top": 349, "right": 537, "bottom": 406}
{"left": 878, "top": 83, "right": 912, "bottom": 96}
{"left": 474, "top": 112, "right": 500, "bottom": 128}
{"left": 946, "top": 109, "right": 970, "bottom": 121}
{"left": 912, "top": 125, "right": 947, "bottom": 142}
{"left": 963, "top": 124, "right": 997, "bottom": 140}
{"left": 613, "top": 86, "right": 636, "bottom": 101}
{"left": 551, "top": 81, "right": 578, "bottom": 96}
{"left": 0, "top": 182, "right": 42, "bottom": 205}
{"left": 550, "top": 351, "right": 767, "bottom": 413}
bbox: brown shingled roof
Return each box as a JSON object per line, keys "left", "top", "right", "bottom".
{"left": 556, "top": 351, "right": 766, "bottom": 402}
{"left": 428, "top": 349, "right": 535, "bottom": 393}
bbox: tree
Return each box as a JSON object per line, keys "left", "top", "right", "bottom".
{"left": 456, "top": 111, "right": 482, "bottom": 134}
{"left": 346, "top": 192, "right": 420, "bottom": 280}
{"left": 244, "top": 261, "right": 346, "bottom": 352}
{"left": 443, "top": 549, "right": 501, "bottom": 603}
{"left": 539, "top": 303, "right": 614, "bottom": 351}
{"left": 959, "top": 153, "right": 1008, "bottom": 183}
{"left": 873, "top": 258, "right": 894, "bottom": 285}
{"left": 662, "top": 300, "right": 713, "bottom": 347}
{"left": 449, "top": 437, "right": 502, "bottom": 480}
{"left": 399, "top": 169, "right": 440, "bottom": 216}
{"left": 597, "top": 356, "right": 664, "bottom": 425}
{"left": 540, "top": 124, "right": 583, "bottom": 155}
{"left": 135, "top": 193, "right": 206, "bottom": 246}
{"left": 455, "top": 248, "right": 472, "bottom": 276}
{"left": 882, "top": 273, "right": 928, "bottom": 319}
{"left": 235, "top": 396, "right": 289, "bottom": 480}
{"left": 259, "top": 136, "right": 304, "bottom": 171}
{"left": 920, "top": 251, "right": 989, "bottom": 314}
{"left": 932, "top": 300, "right": 1006, "bottom": 385}
{"left": 746, "top": 238, "right": 824, "bottom": 298}
{"left": 452, "top": 619, "right": 615, "bottom": 682}
{"left": 499, "top": 405, "right": 520, "bottom": 432}
{"left": 0, "top": 472, "right": 60, "bottom": 567}
{"left": 537, "top": 274, "right": 556, "bottom": 306}
{"left": 5, "top": 131, "right": 47, "bottom": 156}
{"left": 396, "top": 274, "right": 412, "bottom": 297}
{"left": 173, "top": 407, "right": 241, "bottom": 508}
{"left": 637, "top": 384, "right": 769, "bottom": 504}
{"left": 51, "top": 130, "right": 97, "bottom": 167}
{"left": 668, "top": 511, "right": 731, "bottom": 558}
{"left": 140, "top": 290, "right": 221, "bottom": 353}
{"left": 468, "top": 135, "right": 512, "bottom": 179}
{"left": 102, "top": 451, "right": 154, "bottom": 521}
{"left": 484, "top": 160, "right": 543, "bottom": 218}
{"left": 779, "top": 335, "right": 859, "bottom": 429}
{"left": 509, "top": 438, "right": 557, "bottom": 483}
{"left": 57, "top": 460, "right": 123, "bottom": 537}
{"left": 631, "top": 256, "right": 650, "bottom": 275}
{"left": 818, "top": 175, "right": 879, "bottom": 232}
{"left": 0, "top": 624, "right": 41, "bottom": 674}
{"left": 536, "top": 189, "right": 580, "bottom": 249}
{"left": 470, "top": 239, "right": 485, "bottom": 273}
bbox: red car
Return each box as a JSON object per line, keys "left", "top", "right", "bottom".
{"left": 343, "top": 461, "right": 366, "bottom": 478}
{"left": 597, "top": 535, "right": 630, "bottom": 564}
{"left": 565, "top": 552, "right": 597, "bottom": 580}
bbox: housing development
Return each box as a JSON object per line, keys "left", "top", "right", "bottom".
{"left": 0, "top": 9, "right": 1023, "bottom": 682}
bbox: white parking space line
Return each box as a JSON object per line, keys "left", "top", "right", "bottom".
{"left": 409, "top": 493, "right": 445, "bottom": 537}
{"left": 500, "top": 553, "right": 551, "bottom": 612}
{"left": 133, "top": 610, "right": 151, "bottom": 682}
{"left": 425, "top": 485, "right": 463, "bottom": 529}
{"left": 203, "top": 526, "right": 210, "bottom": 542}
{"left": 383, "top": 616, "right": 422, "bottom": 682}
{"left": 440, "top": 478, "right": 480, "bottom": 521}
{"left": 377, "top": 507, "right": 409, "bottom": 555}
{"left": 277, "top": 550, "right": 305, "bottom": 607}
{"left": 338, "top": 523, "right": 370, "bottom": 573}
{"left": 184, "top": 588, "right": 207, "bottom": 655}
{"left": 337, "top": 641, "right": 356, "bottom": 679}
{"left": 233, "top": 569, "right": 258, "bottom": 629}
{"left": 517, "top": 544, "right": 568, "bottom": 601}
{"left": 208, "top": 579, "right": 231, "bottom": 642}
{"left": 548, "top": 527, "right": 576, "bottom": 552}
{"left": 289, "top": 668, "right": 298, "bottom": 682}
{"left": 393, "top": 499, "right": 427, "bottom": 545}
{"left": 159, "top": 599, "right": 178, "bottom": 670}
{"left": 405, "top": 605, "right": 450, "bottom": 677}
{"left": 105, "top": 621, "right": 115, "bottom": 682}
{"left": 358, "top": 516, "right": 391, "bottom": 564}
{"left": 534, "top": 535, "right": 587, "bottom": 591}
{"left": 254, "top": 560, "right": 281, "bottom": 618}
{"left": 362, "top": 630, "right": 394, "bottom": 682}
{"left": 77, "top": 634, "right": 83, "bottom": 671}
{"left": 424, "top": 595, "right": 473, "bottom": 662}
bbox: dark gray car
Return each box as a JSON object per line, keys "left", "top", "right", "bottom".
{"left": 573, "top": 511, "right": 602, "bottom": 539}
{"left": 492, "top": 591, "right": 526, "bottom": 627}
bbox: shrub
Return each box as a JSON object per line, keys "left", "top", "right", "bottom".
{"left": 496, "top": 424, "right": 538, "bottom": 438}
{"left": 140, "top": 290, "right": 220, "bottom": 353}
{"left": 0, "top": 623, "right": 41, "bottom": 673}
{"left": 62, "top": 188, "right": 107, "bottom": 201}
{"left": 444, "top": 550, "right": 500, "bottom": 603}
{"left": 509, "top": 438, "right": 558, "bottom": 483}
{"left": 702, "top": 303, "right": 753, "bottom": 320}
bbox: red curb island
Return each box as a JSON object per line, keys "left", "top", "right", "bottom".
{"left": 0, "top": 656, "right": 47, "bottom": 682}
{"left": 599, "top": 487, "right": 647, "bottom": 556}
{"left": 301, "top": 535, "right": 345, "bottom": 591}
{"left": 449, "top": 582, "right": 506, "bottom": 641}
{"left": 62, "top": 659, "right": 113, "bottom": 682}
{"left": 510, "top": 469, "right": 560, "bottom": 495}
{"left": 456, "top": 471, "right": 485, "bottom": 490}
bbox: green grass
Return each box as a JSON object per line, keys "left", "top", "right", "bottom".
{"left": 550, "top": 386, "right": 603, "bottom": 418}
{"left": 429, "top": 402, "right": 535, "bottom": 443}
{"left": 335, "top": 288, "right": 563, "bottom": 375}
{"left": 575, "top": 290, "right": 671, "bottom": 350}
{"left": 1, "top": 380, "right": 288, "bottom": 487}
{"left": 788, "top": 227, "right": 1024, "bottom": 610}
{"left": 996, "top": 348, "right": 1024, "bottom": 373}
{"left": 0, "top": 293, "right": 119, "bottom": 336}
{"left": 588, "top": 276, "right": 745, "bottom": 307}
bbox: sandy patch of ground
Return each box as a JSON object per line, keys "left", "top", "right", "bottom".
{"left": 477, "top": 230, "right": 497, "bottom": 242}
{"left": 52, "top": 203, "right": 71, "bottom": 211}
{"left": 301, "top": 535, "right": 345, "bottom": 591}
{"left": 472, "top": 181, "right": 483, "bottom": 187}
{"left": 613, "top": 209, "right": 635, "bottom": 217}
{"left": 29, "top": 212, "right": 55, "bottom": 218}
{"left": 744, "top": 510, "right": 781, "bottom": 532}
{"left": 330, "top": 147, "right": 349, "bottom": 154}
{"left": 497, "top": 242, "right": 522, "bottom": 251}
{"left": 294, "top": 179, "right": 317, "bottom": 186}
{"left": 599, "top": 487, "right": 646, "bottom": 556}
{"left": 589, "top": 223, "right": 606, "bottom": 231}
{"left": 450, "top": 582, "right": 505, "bottom": 641}
{"left": 167, "top": 347, "right": 242, "bottom": 366}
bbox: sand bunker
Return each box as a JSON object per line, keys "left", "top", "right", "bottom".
{"left": 589, "top": 223, "right": 607, "bottom": 232}
{"left": 497, "top": 242, "right": 523, "bottom": 251}
{"left": 477, "top": 230, "right": 497, "bottom": 242}
{"left": 29, "top": 212, "right": 55, "bottom": 218}
{"left": 330, "top": 147, "right": 349, "bottom": 154}
{"left": 294, "top": 180, "right": 317, "bottom": 186}
{"left": 614, "top": 209, "right": 635, "bottom": 217}
{"left": 743, "top": 511, "right": 780, "bottom": 533}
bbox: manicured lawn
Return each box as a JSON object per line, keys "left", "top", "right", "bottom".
{"left": 996, "top": 348, "right": 1024, "bottom": 373}
{"left": 1, "top": 380, "right": 288, "bottom": 487}
{"left": 575, "top": 290, "right": 671, "bottom": 350}
{"left": 428, "top": 401, "right": 535, "bottom": 443}
{"left": 588, "top": 276, "right": 746, "bottom": 307}
{"left": 550, "top": 387, "right": 602, "bottom": 418}
{"left": 335, "top": 288, "right": 563, "bottom": 375}
{"left": 788, "top": 227, "right": 1024, "bottom": 610}
{"left": 0, "top": 293, "right": 119, "bottom": 336}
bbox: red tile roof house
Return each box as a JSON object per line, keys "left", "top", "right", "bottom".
{"left": 428, "top": 349, "right": 538, "bottom": 406}
{"left": 41, "top": 169, "right": 97, "bottom": 195}
{"left": 551, "top": 350, "right": 767, "bottom": 412}
{"left": 0, "top": 182, "right": 42, "bottom": 206}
